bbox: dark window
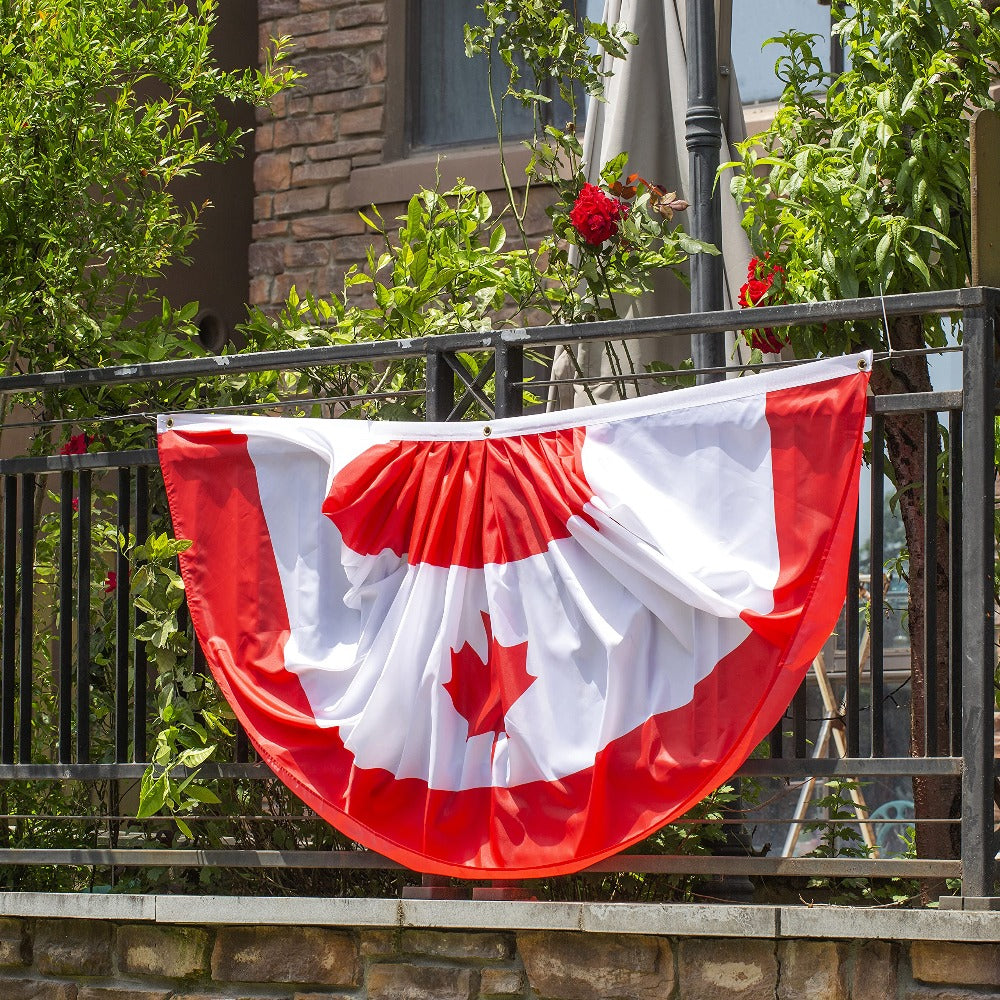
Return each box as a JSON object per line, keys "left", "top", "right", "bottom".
{"left": 409, "top": 0, "right": 602, "bottom": 151}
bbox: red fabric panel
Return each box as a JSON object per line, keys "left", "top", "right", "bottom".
{"left": 322, "top": 428, "right": 596, "bottom": 568}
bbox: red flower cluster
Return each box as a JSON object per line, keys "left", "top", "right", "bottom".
{"left": 569, "top": 184, "right": 628, "bottom": 247}
{"left": 59, "top": 432, "right": 91, "bottom": 456}
{"left": 739, "top": 255, "right": 786, "bottom": 355}
{"left": 103, "top": 570, "right": 117, "bottom": 595}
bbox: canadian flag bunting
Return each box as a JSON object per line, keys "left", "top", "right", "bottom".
{"left": 158, "top": 352, "right": 870, "bottom": 878}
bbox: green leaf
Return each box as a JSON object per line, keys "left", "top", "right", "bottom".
{"left": 137, "top": 773, "right": 168, "bottom": 817}
{"left": 184, "top": 784, "right": 222, "bottom": 805}
{"left": 875, "top": 231, "right": 893, "bottom": 273}
{"left": 177, "top": 745, "right": 216, "bottom": 769}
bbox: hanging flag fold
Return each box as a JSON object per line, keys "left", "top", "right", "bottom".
{"left": 157, "top": 352, "right": 871, "bottom": 878}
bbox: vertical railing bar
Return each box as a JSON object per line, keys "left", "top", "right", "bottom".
{"left": 846, "top": 518, "right": 860, "bottom": 758}
{"left": 235, "top": 720, "right": 250, "bottom": 763}
{"left": 193, "top": 638, "right": 207, "bottom": 678}
{"left": 923, "top": 410, "right": 939, "bottom": 758}
{"left": 17, "top": 474, "right": 35, "bottom": 764}
{"left": 948, "top": 408, "right": 963, "bottom": 758}
{"left": 793, "top": 681, "right": 807, "bottom": 758}
{"left": 2, "top": 476, "right": 18, "bottom": 765}
{"left": 870, "top": 414, "right": 885, "bottom": 758}
{"left": 58, "top": 470, "right": 74, "bottom": 763}
{"left": 132, "top": 467, "right": 149, "bottom": 762}
{"left": 76, "top": 471, "right": 92, "bottom": 764}
{"left": 768, "top": 715, "right": 783, "bottom": 759}
{"left": 959, "top": 298, "right": 995, "bottom": 899}
{"left": 115, "top": 468, "right": 131, "bottom": 763}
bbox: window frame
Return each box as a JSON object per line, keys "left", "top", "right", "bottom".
{"left": 347, "top": 0, "right": 551, "bottom": 209}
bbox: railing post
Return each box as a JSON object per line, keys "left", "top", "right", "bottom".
{"left": 425, "top": 351, "right": 455, "bottom": 423}
{"left": 494, "top": 340, "right": 524, "bottom": 419}
{"left": 956, "top": 293, "right": 997, "bottom": 903}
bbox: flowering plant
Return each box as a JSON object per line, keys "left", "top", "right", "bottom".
{"left": 462, "top": 3, "right": 717, "bottom": 335}
{"left": 250, "top": 3, "right": 719, "bottom": 412}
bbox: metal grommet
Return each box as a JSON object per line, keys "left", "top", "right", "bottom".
{"left": 858, "top": 357, "right": 868, "bottom": 370}
{"left": 483, "top": 425, "right": 492, "bottom": 437}
{"left": 166, "top": 417, "right": 174, "bottom": 428}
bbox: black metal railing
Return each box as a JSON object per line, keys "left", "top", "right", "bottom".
{"left": 0, "top": 286, "right": 996, "bottom": 900}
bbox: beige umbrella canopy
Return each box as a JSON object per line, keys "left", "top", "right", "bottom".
{"left": 552, "top": 0, "right": 752, "bottom": 406}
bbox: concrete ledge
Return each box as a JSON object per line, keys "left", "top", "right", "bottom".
{"left": 779, "top": 905, "right": 1000, "bottom": 942}
{"left": 0, "top": 893, "right": 997, "bottom": 941}
{"left": 583, "top": 902, "right": 777, "bottom": 938}
{"left": 155, "top": 894, "right": 400, "bottom": 926}
{"left": 401, "top": 899, "right": 583, "bottom": 931}
{"left": 0, "top": 892, "right": 155, "bottom": 921}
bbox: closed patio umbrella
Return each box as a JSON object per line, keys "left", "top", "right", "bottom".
{"left": 552, "top": 0, "right": 751, "bottom": 406}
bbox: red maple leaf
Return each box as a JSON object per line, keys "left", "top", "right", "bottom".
{"left": 444, "top": 611, "right": 535, "bottom": 742}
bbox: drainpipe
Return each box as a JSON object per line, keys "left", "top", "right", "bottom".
{"left": 686, "top": 0, "right": 726, "bottom": 383}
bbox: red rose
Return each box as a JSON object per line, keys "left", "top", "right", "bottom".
{"left": 59, "top": 432, "right": 91, "bottom": 456}
{"left": 739, "top": 277, "right": 771, "bottom": 309}
{"left": 748, "top": 328, "right": 786, "bottom": 355}
{"left": 569, "top": 183, "right": 628, "bottom": 247}
{"left": 103, "top": 570, "right": 117, "bottom": 594}
{"left": 739, "top": 255, "right": 787, "bottom": 355}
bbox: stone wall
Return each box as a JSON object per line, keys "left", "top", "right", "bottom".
{"left": 3, "top": 913, "right": 1000, "bottom": 1000}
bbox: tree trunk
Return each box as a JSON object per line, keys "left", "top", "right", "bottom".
{"left": 868, "top": 315, "right": 957, "bottom": 893}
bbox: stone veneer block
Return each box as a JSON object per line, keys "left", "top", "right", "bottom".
{"left": 174, "top": 994, "right": 290, "bottom": 1000}
{"left": 366, "top": 963, "right": 476, "bottom": 1000}
{"left": 0, "top": 978, "right": 78, "bottom": 1000}
{"left": 77, "top": 989, "right": 172, "bottom": 1000}
{"left": 903, "top": 993, "right": 1000, "bottom": 1000}
{"left": 211, "top": 925, "right": 359, "bottom": 986}
{"left": 294, "top": 993, "right": 359, "bottom": 1000}
{"left": 0, "top": 918, "right": 26, "bottom": 968}
{"left": 34, "top": 918, "right": 112, "bottom": 977}
{"left": 851, "top": 941, "right": 898, "bottom": 1000}
{"left": 518, "top": 931, "right": 674, "bottom": 1000}
{"left": 400, "top": 930, "right": 513, "bottom": 961}
{"left": 479, "top": 967, "right": 526, "bottom": 996}
{"left": 777, "top": 940, "right": 848, "bottom": 1000}
{"left": 678, "top": 938, "right": 778, "bottom": 999}
{"left": 911, "top": 941, "right": 1000, "bottom": 987}
{"left": 117, "top": 924, "right": 210, "bottom": 979}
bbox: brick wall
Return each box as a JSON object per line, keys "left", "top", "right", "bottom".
{"left": 250, "top": 0, "right": 557, "bottom": 320}
{"left": 253, "top": 0, "right": 388, "bottom": 310}
{"left": 3, "top": 916, "right": 1000, "bottom": 999}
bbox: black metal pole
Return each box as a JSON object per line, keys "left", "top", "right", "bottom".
{"left": 829, "top": 5, "right": 844, "bottom": 78}
{"left": 686, "top": 0, "right": 726, "bottom": 383}
{"left": 958, "top": 296, "right": 997, "bottom": 901}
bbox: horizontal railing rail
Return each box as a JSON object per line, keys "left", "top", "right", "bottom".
{"left": 0, "top": 286, "right": 995, "bottom": 900}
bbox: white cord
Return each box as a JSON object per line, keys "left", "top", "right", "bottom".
{"left": 879, "top": 282, "right": 894, "bottom": 356}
